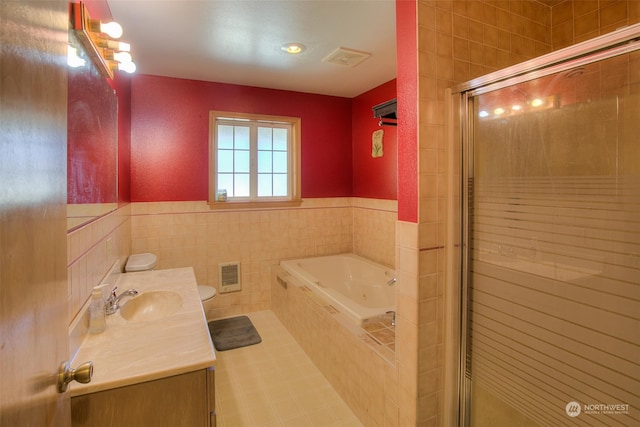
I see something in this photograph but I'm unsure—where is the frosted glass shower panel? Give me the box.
[466,51,640,427]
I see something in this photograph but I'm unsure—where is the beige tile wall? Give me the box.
[67,205,131,326]
[130,198,396,320]
[414,1,640,426]
[66,197,396,355]
[411,0,554,425]
[552,0,640,49]
[352,198,397,268]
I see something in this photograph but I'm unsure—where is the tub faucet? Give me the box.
[386,311,396,327]
[105,286,139,315]
[386,277,397,286]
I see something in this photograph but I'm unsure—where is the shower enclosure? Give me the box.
[447,24,639,426]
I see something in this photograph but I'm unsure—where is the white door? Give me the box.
[0,0,71,425]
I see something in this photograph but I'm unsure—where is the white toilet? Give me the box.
[198,285,217,320]
[125,252,217,318]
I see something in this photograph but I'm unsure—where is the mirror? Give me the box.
[67,31,118,231]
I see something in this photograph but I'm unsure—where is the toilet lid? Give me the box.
[125,253,157,272]
[198,285,217,301]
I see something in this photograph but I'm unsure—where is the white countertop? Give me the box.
[70,267,216,397]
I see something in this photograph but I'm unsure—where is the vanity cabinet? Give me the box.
[71,367,215,427]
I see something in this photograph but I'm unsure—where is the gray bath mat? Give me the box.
[208,315,262,351]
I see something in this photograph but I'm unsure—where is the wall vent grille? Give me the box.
[218,262,241,293]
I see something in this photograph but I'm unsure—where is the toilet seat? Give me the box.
[198,285,217,301]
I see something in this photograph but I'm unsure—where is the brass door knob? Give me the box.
[57,360,93,393]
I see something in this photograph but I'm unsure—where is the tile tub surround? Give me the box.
[272,266,398,426]
[69,267,216,396]
[362,315,396,353]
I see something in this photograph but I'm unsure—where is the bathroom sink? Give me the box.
[120,291,182,322]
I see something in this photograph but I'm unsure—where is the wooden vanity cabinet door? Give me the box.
[71,369,209,427]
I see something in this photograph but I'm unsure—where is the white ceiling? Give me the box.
[107,0,397,98]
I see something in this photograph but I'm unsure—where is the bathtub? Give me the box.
[279,253,396,326]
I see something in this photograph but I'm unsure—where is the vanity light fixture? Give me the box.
[281,43,306,54]
[70,2,136,78]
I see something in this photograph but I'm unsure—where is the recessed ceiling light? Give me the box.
[281,43,306,54]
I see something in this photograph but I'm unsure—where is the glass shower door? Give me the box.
[463,49,639,426]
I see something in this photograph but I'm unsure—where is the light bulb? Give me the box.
[117,61,136,73]
[99,21,123,39]
[116,41,130,52]
[113,51,132,63]
[531,98,544,107]
[67,45,86,68]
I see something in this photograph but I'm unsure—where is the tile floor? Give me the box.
[214,310,363,427]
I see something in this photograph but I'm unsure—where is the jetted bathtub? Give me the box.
[279,253,396,326]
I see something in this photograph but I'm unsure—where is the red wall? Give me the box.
[78,0,132,204]
[83,0,403,204]
[352,80,397,199]
[130,75,353,201]
[82,0,112,21]
[396,0,419,222]
[67,60,118,204]
[111,74,131,203]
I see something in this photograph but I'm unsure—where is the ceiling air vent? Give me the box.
[322,47,371,67]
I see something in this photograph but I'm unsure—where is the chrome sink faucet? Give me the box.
[105,286,139,315]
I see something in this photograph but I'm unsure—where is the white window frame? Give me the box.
[209,111,301,209]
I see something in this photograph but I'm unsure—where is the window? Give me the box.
[209,111,301,208]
